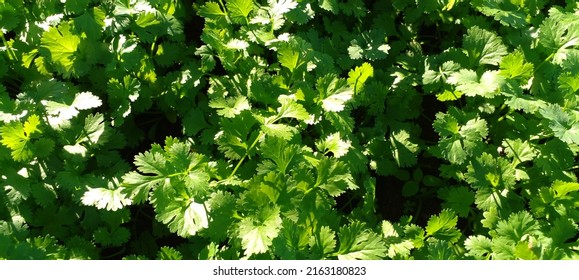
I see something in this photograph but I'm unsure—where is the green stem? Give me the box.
[534,53,555,73]
[227,131,264,179]
[150,36,158,55]
[0,32,17,61]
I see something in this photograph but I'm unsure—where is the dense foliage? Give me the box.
[1,0,579,260]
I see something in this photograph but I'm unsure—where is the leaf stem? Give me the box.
[0,32,17,61]
[227,131,264,179]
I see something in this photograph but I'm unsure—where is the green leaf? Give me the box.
[277,37,313,76]
[153,190,209,238]
[315,158,358,197]
[552,180,579,199]
[121,138,211,207]
[276,96,310,121]
[260,137,299,174]
[433,109,488,164]
[238,205,283,257]
[499,51,534,80]
[81,187,132,211]
[464,235,492,259]
[539,104,579,145]
[74,8,106,40]
[209,96,251,118]
[462,26,508,66]
[227,0,254,24]
[401,181,419,197]
[317,74,353,112]
[389,129,420,167]
[78,113,108,146]
[438,187,475,217]
[436,90,464,102]
[44,91,102,127]
[502,139,536,165]
[204,191,237,242]
[336,221,387,260]
[539,9,579,63]
[40,23,82,78]
[550,218,578,245]
[316,132,351,158]
[425,239,458,260]
[447,69,504,98]
[534,139,574,179]
[0,114,42,162]
[347,62,374,94]
[514,241,538,260]
[93,226,130,246]
[319,0,339,14]
[466,152,517,190]
[309,226,336,259]
[472,0,527,28]
[425,209,461,242]
[495,211,541,242]
[66,0,90,14]
[198,2,227,24]
[157,246,183,260]
[348,29,390,60]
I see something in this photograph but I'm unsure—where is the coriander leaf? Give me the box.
[463,26,508,66]
[317,74,353,112]
[277,37,313,77]
[315,158,357,197]
[552,181,579,199]
[209,96,251,118]
[261,122,297,140]
[436,90,464,101]
[550,218,578,246]
[81,187,132,211]
[499,51,534,80]
[260,137,299,174]
[336,221,387,260]
[438,187,475,218]
[348,29,390,61]
[389,129,419,168]
[93,226,130,247]
[153,189,209,238]
[39,22,82,78]
[275,96,310,121]
[238,205,283,257]
[502,139,536,165]
[272,219,309,259]
[0,114,42,162]
[309,226,336,259]
[44,91,102,127]
[465,153,516,190]
[78,113,108,146]
[534,139,574,179]
[495,211,541,242]
[539,104,579,145]
[121,138,211,207]
[539,9,579,63]
[472,0,527,28]
[227,0,254,24]
[198,2,227,25]
[157,246,183,260]
[432,110,488,164]
[347,62,374,94]
[316,132,351,158]
[319,0,339,13]
[203,191,236,242]
[464,235,492,259]
[425,209,461,242]
[447,69,504,98]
